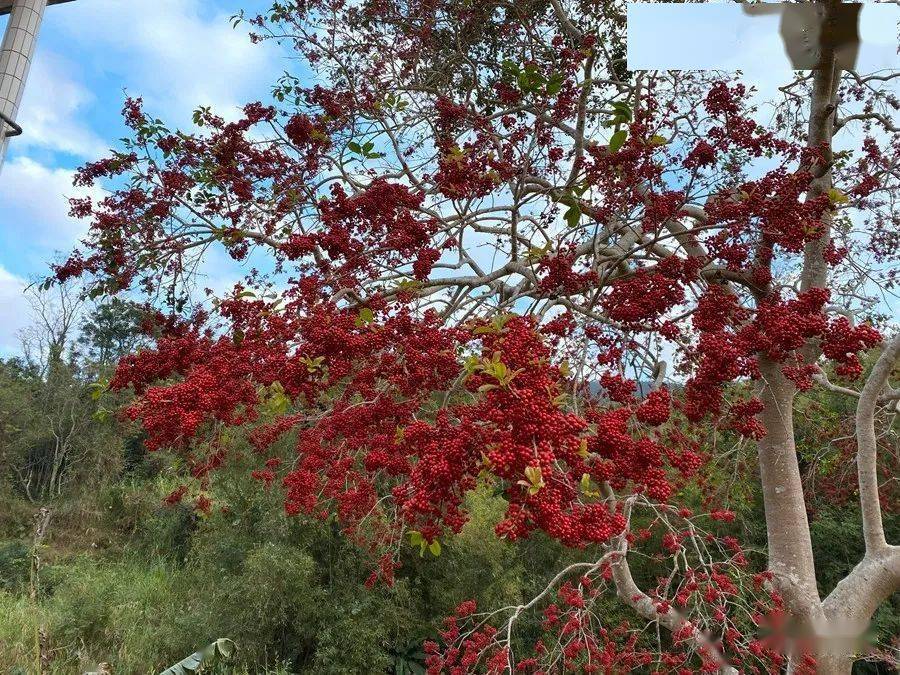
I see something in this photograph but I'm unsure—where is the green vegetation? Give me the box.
[0,296,896,673]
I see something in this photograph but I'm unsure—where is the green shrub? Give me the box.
[0,591,43,670]
[0,540,29,592]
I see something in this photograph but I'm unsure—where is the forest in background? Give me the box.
[0,283,896,674]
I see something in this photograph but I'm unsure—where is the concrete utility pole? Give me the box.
[0,0,75,172]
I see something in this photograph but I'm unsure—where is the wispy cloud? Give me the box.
[0,157,101,274]
[53,0,279,123]
[0,264,30,355]
[1,0,280,288]
[15,50,108,159]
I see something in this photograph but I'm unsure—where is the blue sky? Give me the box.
[0,1,896,353]
[0,0,284,352]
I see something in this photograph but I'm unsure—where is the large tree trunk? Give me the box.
[757,0,846,666]
[759,7,900,666]
[756,358,824,626]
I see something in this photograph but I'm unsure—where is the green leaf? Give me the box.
[356,307,375,326]
[556,192,577,207]
[517,72,531,92]
[501,59,520,76]
[428,540,441,557]
[526,243,552,261]
[362,141,375,154]
[572,182,589,197]
[301,355,325,373]
[157,639,235,675]
[268,391,290,415]
[827,188,850,205]
[611,101,632,122]
[347,141,362,154]
[546,73,564,96]
[577,438,591,459]
[524,465,544,494]
[564,204,582,228]
[649,134,668,146]
[580,473,600,498]
[609,130,627,153]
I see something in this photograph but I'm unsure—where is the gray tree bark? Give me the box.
[756,4,900,672]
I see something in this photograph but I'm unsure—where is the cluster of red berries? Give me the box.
[538,249,598,294]
[604,268,686,328]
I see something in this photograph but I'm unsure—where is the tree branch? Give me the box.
[820,335,900,635]
[602,485,738,674]
[855,334,900,552]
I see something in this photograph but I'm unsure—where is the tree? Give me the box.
[78,297,150,374]
[1,285,145,503]
[3,282,93,501]
[54,1,899,672]
[19,279,84,379]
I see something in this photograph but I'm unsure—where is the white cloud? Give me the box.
[0,157,101,266]
[56,0,279,123]
[15,51,108,159]
[0,265,30,355]
[0,0,282,281]
[4,0,280,159]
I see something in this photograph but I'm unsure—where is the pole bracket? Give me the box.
[0,110,22,137]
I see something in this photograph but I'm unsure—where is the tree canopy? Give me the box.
[50,1,899,673]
